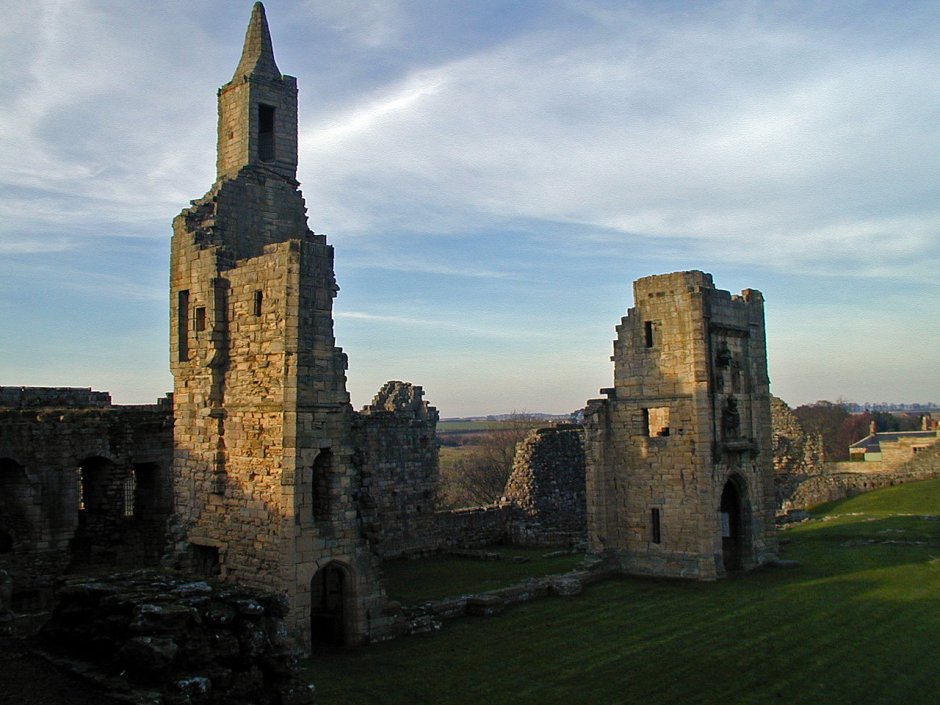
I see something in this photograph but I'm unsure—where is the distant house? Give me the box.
[849,419,939,467]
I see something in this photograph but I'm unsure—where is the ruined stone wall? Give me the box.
[504,426,586,546]
[771,396,825,507]
[785,442,940,510]
[0,386,111,408]
[355,382,440,559]
[42,571,312,705]
[0,390,172,631]
[585,271,777,580]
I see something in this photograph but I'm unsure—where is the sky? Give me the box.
[1,0,939,417]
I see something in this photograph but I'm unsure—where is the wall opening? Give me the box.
[194,306,207,332]
[189,543,221,577]
[644,320,655,347]
[253,290,263,317]
[643,407,670,437]
[258,104,275,162]
[0,458,33,553]
[123,470,136,518]
[312,449,333,522]
[720,476,749,572]
[310,562,352,647]
[651,507,661,544]
[178,290,190,361]
[133,463,160,516]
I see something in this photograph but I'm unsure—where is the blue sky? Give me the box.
[2,0,939,416]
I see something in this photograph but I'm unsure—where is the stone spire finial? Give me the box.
[233,2,281,81]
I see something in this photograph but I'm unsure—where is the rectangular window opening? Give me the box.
[194,306,207,332]
[643,407,670,437]
[258,104,275,162]
[123,471,136,518]
[651,508,662,544]
[178,290,190,361]
[644,320,655,347]
[253,290,263,317]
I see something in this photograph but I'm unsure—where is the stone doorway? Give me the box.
[719,476,747,572]
[310,562,351,646]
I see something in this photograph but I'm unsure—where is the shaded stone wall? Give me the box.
[585,271,777,579]
[504,426,586,545]
[0,389,172,632]
[355,382,440,558]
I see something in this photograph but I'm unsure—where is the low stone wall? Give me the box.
[41,570,313,705]
[400,562,615,635]
[784,443,940,510]
[376,505,513,558]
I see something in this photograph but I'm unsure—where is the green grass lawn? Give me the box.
[305,479,940,705]
[381,546,586,603]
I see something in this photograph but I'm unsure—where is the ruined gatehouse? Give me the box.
[584,271,778,578]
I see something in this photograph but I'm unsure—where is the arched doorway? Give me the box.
[719,476,747,572]
[310,562,352,647]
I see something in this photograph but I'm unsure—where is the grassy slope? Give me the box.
[306,479,940,705]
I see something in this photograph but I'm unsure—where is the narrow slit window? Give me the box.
[194,306,207,332]
[178,290,190,361]
[258,104,275,162]
[651,508,662,544]
[253,290,263,317]
[644,320,655,347]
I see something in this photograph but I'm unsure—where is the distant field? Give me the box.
[437,420,506,433]
[305,478,940,705]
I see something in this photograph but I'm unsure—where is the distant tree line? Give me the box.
[793,401,924,461]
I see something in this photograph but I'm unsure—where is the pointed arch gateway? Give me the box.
[719,474,751,572]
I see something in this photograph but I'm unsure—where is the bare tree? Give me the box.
[439,414,541,508]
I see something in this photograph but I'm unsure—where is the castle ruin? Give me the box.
[584,271,778,577]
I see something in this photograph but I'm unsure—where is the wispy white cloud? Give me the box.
[336,310,550,339]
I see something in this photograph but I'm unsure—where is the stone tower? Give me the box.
[169,2,386,647]
[584,271,777,578]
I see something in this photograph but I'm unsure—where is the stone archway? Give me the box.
[310,561,354,647]
[719,475,749,572]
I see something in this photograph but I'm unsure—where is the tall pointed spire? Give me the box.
[233,2,281,81]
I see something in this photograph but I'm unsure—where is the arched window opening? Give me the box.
[312,449,333,522]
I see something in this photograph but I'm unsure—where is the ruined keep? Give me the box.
[584,271,778,578]
[169,3,389,647]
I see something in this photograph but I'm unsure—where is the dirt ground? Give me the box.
[0,638,122,705]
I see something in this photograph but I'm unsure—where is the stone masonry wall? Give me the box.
[0,390,173,633]
[785,441,940,510]
[771,396,824,507]
[504,425,586,546]
[355,382,440,559]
